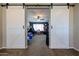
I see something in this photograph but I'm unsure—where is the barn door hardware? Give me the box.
[23,25,25,29]
[51,3,53,9]
[6,3,9,9]
[67,3,69,9]
[0,3,75,7]
[23,3,25,9]
[0,4,4,7]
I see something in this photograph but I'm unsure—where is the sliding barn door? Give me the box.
[50,6,69,48]
[6,6,25,48]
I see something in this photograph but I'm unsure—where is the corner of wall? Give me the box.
[0,6,3,48]
[73,4,79,51]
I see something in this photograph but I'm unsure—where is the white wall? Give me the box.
[73,4,79,51]
[69,6,74,48]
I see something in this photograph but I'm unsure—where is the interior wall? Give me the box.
[69,6,74,48]
[73,4,79,51]
[0,6,3,48]
[2,7,6,48]
[26,8,50,27]
[27,8,49,22]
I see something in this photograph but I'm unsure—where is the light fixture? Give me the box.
[33,15,41,19]
[33,14,44,20]
[37,16,40,19]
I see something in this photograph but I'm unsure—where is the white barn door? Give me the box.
[6,6,25,48]
[50,6,69,49]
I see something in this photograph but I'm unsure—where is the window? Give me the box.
[33,24,44,31]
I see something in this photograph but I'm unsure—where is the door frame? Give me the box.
[25,7,50,48]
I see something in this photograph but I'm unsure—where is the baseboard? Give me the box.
[1,47,28,50]
[1,46,28,49]
[4,47,27,49]
[73,47,79,51]
[2,46,79,51]
[49,45,71,49]
[2,47,6,49]
[0,48,3,49]
[69,47,79,51]
[49,47,70,49]
[0,47,7,49]
[49,46,75,50]
[69,47,74,49]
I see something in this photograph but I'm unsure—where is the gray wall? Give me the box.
[0,6,3,48]
[0,7,6,48]
[2,7,6,48]
[69,6,74,48]
[73,4,79,50]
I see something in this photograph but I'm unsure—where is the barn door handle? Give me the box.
[23,25,25,29]
[51,25,53,29]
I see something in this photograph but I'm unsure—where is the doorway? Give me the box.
[25,8,50,47]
